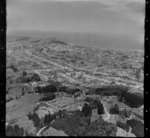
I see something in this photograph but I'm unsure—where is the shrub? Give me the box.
[65,87,81,95]
[84,117,117,136]
[51,112,90,136]
[116,120,126,130]
[94,85,143,108]
[15,76,27,83]
[51,111,117,136]
[119,109,131,118]
[27,112,43,129]
[93,99,104,114]
[22,71,27,76]
[42,85,57,93]
[127,119,144,137]
[121,91,143,108]
[32,73,41,81]
[58,86,67,92]
[109,104,119,114]
[10,64,18,72]
[44,113,55,126]
[38,93,56,102]
[82,103,92,117]
[6,124,25,136]
[95,85,129,97]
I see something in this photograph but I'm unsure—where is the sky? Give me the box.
[7,0,145,48]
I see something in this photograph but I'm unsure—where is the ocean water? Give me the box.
[7,31,144,50]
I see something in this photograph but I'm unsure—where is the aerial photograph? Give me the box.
[6,0,144,137]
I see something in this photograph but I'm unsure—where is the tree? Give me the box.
[109,104,119,114]
[92,99,104,114]
[6,124,26,136]
[82,103,92,117]
[127,119,144,137]
[32,112,41,128]
[119,109,131,118]
[22,71,27,76]
[84,117,117,136]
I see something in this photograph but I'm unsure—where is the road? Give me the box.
[36,119,55,136]
[36,126,47,136]
[102,102,110,121]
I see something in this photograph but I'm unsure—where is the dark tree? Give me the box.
[93,99,104,114]
[82,103,92,117]
[109,104,119,114]
[22,71,27,76]
[6,124,26,136]
[127,119,144,137]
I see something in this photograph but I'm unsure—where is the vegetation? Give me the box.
[82,103,92,117]
[119,109,131,118]
[84,97,104,115]
[15,73,41,83]
[35,84,57,93]
[27,112,43,129]
[44,113,56,126]
[93,99,104,114]
[51,111,117,136]
[116,120,126,130]
[84,117,117,136]
[121,91,143,108]
[94,85,143,108]
[95,85,128,97]
[127,119,144,137]
[6,124,32,136]
[38,93,56,102]
[109,104,119,114]
[9,64,18,72]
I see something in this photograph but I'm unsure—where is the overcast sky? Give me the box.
[7,0,145,45]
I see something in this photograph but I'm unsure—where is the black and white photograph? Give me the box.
[6,0,144,137]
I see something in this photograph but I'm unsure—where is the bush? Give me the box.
[121,91,143,108]
[84,117,117,136]
[119,109,131,118]
[93,99,104,114]
[15,76,27,83]
[85,98,104,114]
[116,120,126,130]
[27,112,43,129]
[95,85,129,97]
[51,111,117,136]
[109,104,119,114]
[66,87,81,95]
[22,71,27,76]
[127,119,144,137]
[42,85,57,93]
[6,124,25,136]
[35,85,57,93]
[44,113,56,126]
[38,93,56,102]
[51,112,90,136]
[58,86,67,92]
[32,73,41,81]
[95,85,143,108]
[82,103,92,117]
[9,64,18,72]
